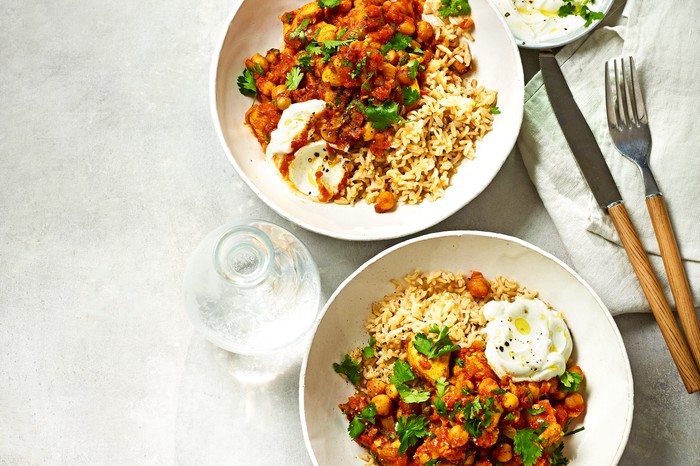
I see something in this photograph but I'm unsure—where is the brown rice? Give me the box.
[353,270,538,385]
[336,6,498,207]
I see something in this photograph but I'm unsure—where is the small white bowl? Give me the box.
[211,0,524,241]
[300,231,633,465]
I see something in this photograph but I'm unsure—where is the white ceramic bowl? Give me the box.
[300,231,633,465]
[211,0,524,240]
[493,0,614,50]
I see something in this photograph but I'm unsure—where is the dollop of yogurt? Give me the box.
[265,100,347,202]
[483,297,572,382]
[491,0,604,45]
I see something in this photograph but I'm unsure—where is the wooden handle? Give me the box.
[608,203,700,393]
[646,195,700,369]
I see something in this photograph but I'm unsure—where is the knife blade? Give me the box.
[539,50,622,209]
[538,49,700,393]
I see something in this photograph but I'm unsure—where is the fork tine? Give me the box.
[628,57,648,124]
[622,58,638,126]
[613,59,628,127]
[605,61,619,128]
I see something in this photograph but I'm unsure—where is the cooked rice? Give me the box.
[336,5,498,206]
[355,270,538,385]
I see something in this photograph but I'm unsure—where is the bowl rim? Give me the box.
[209,0,525,241]
[299,230,634,465]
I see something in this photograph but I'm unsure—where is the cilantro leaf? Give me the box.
[236,68,258,98]
[285,67,304,91]
[407,59,422,80]
[558,370,583,392]
[425,460,443,466]
[438,0,471,19]
[564,426,585,437]
[527,405,546,415]
[490,106,501,114]
[297,53,313,70]
[557,3,576,17]
[413,324,459,359]
[381,32,413,54]
[580,5,605,27]
[504,412,517,421]
[365,100,400,130]
[402,86,420,106]
[395,415,430,455]
[333,354,361,385]
[289,18,310,41]
[434,377,449,416]
[513,428,544,466]
[348,403,378,439]
[550,442,570,466]
[454,358,465,367]
[318,0,341,7]
[398,385,431,403]
[363,336,376,359]
[462,396,495,437]
[390,359,415,385]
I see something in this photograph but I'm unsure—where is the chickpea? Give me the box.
[371,394,393,416]
[336,0,352,13]
[478,378,499,397]
[502,392,519,411]
[271,84,287,100]
[366,379,387,398]
[381,62,396,80]
[323,89,337,104]
[501,425,517,439]
[385,383,399,399]
[463,379,475,391]
[265,48,280,65]
[259,80,275,97]
[248,53,269,73]
[396,66,413,86]
[415,20,434,43]
[385,49,399,65]
[447,425,469,447]
[467,271,490,298]
[374,191,395,214]
[397,19,415,36]
[492,443,513,463]
[275,96,292,111]
[527,382,541,400]
[363,121,377,141]
[564,392,585,417]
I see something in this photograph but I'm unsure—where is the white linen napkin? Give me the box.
[518,0,700,315]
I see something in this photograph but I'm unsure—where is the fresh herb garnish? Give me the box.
[558,1,605,27]
[406,59,422,80]
[513,428,544,466]
[390,360,430,403]
[527,405,546,415]
[558,370,583,392]
[365,100,400,130]
[454,358,465,367]
[564,426,585,437]
[413,324,459,359]
[381,32,413,54]
[402,86,420,106]
[297,53,313,70]
[395,414,430,455]
[285,67,304,90]
[236,68,257,97]
[438,0,471,19]
[434,377,449,416]
[362,336,376,359]
[491,388,506,395]
[550,441,570,465]
[425,460,443,466]
[333,354,361,385]
[490,106,501,114]
[336,26,348,39]
[289,18,311,41]
[462,396,495,437]
[504,412,517,421]
[318,0,341,7]
[348,402,377,439]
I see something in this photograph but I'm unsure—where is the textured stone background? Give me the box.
[1,0,698,464]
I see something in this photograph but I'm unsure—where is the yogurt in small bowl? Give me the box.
[491,0,613,49]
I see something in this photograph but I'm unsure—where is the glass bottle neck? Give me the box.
[213,225,275,287]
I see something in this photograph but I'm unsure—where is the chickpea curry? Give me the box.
[237,0,479,212]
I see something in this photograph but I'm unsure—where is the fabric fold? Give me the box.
[518,0,700,314]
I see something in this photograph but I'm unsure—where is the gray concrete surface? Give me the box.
[1,0,698,464]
